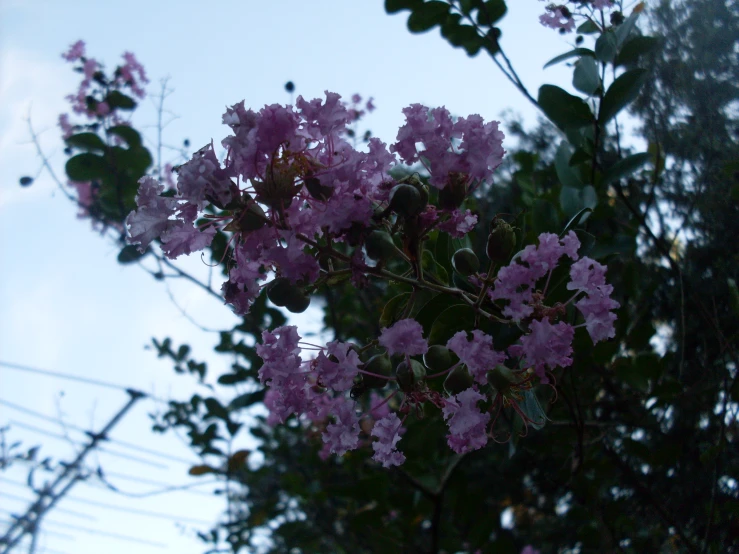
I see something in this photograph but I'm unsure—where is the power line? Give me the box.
[92,471,217,498]
[0,398,198,465]
[0,361,142,395]
[0,361,167,404]
[36,518,167,548]
[7,420,168,469]
[0,494,94,521]
[0,391,144,553]
[0,516,74,542]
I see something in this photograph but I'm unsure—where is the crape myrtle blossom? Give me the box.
[371,413,406,467]
[442,388,490,454]
[379,319,429,357]
[446,330,506,384]
[538,1,616,33]
[568,256,621,343]
[391,104,505,189]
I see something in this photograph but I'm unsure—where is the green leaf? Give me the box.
[476,0,506,26]
[601,152,650,185]
[442,24,484,56]
[385,0,423,13]
[117,245,147,264]
[615,36,659,66]
[422,250,449,284]
[573,56,601,95]
[407,1,449,33]
[555,141,584,189]
[577,19,600,34]
[204,397,230,421]
[543,48,595,69]
[104,90,137,110]
[560,185,597,220]
[229,389,266,411]
[538,85,593,131]
[107,125,142,148]
[415,295,464,337]
[380,292,412,328]
[598,69,648,124]
[66,132,106,152]
[428,305,475,345]
[594,30,618,63]
[65,153,108,181]
[561,207,593,235]
[615,10,641,47]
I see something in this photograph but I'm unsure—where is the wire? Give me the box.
[0,361,167,404]
[7,420,168,469]
[92,471,217,497]
[0,516,75,542]
[0,398,198,465]
[0,493,94,521]
[0,482,213,525]
[39,518,168,548]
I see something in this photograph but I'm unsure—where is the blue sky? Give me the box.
[0,1,575,552]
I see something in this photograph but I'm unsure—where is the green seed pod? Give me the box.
[388,184,423,218]
[252,165,301,209]
[267,278,309,312]
[486,219,517,263]
[362,354,393,388]
[396,359,427,390]
[423,345,458,372]
[365,230,397,261]
[487,365,517,395]
[452,248,481,277]
[444,364,474,395]
[284,289,310,313]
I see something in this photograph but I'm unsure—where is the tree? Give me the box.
[22,1,738,553]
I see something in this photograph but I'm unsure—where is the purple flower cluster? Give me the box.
[126,92,505,317]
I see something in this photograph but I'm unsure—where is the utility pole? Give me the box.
[0,389,144,553]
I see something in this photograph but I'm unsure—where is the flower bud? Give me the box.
[423,345,458,372]
[396,359,426,390]
[452,248,481,276]
[361,354,393,388]
[443,364,474,395]
[486,365,517,395]
[388,184,423,218]
[486,219,517,263]
[365,230,397,261]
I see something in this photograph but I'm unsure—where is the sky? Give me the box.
[0,1,576,552]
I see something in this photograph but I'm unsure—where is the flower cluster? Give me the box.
[126,92,505,317]
[246,228,617,465]
[538,1,616,33]
[123,92,619,467]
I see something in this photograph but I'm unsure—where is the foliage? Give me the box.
[28,1,739,552]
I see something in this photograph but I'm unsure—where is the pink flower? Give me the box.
[58,114,74,139]
[379,319,429,357]
[125,177,178,252]
[592,0,614,9]
[391,104,505,189]
[322,396,360,456]
[256,325,303,387]
[521,546,541,554]
[314,341,361,391]
[442,388,490,454]
[568,257,620,343]
[539,6,576,33]
[371,413,406,467]
[62,40,85,62]
[437,209,478,238]
[447,330,506,384]
[509,319,575,381]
